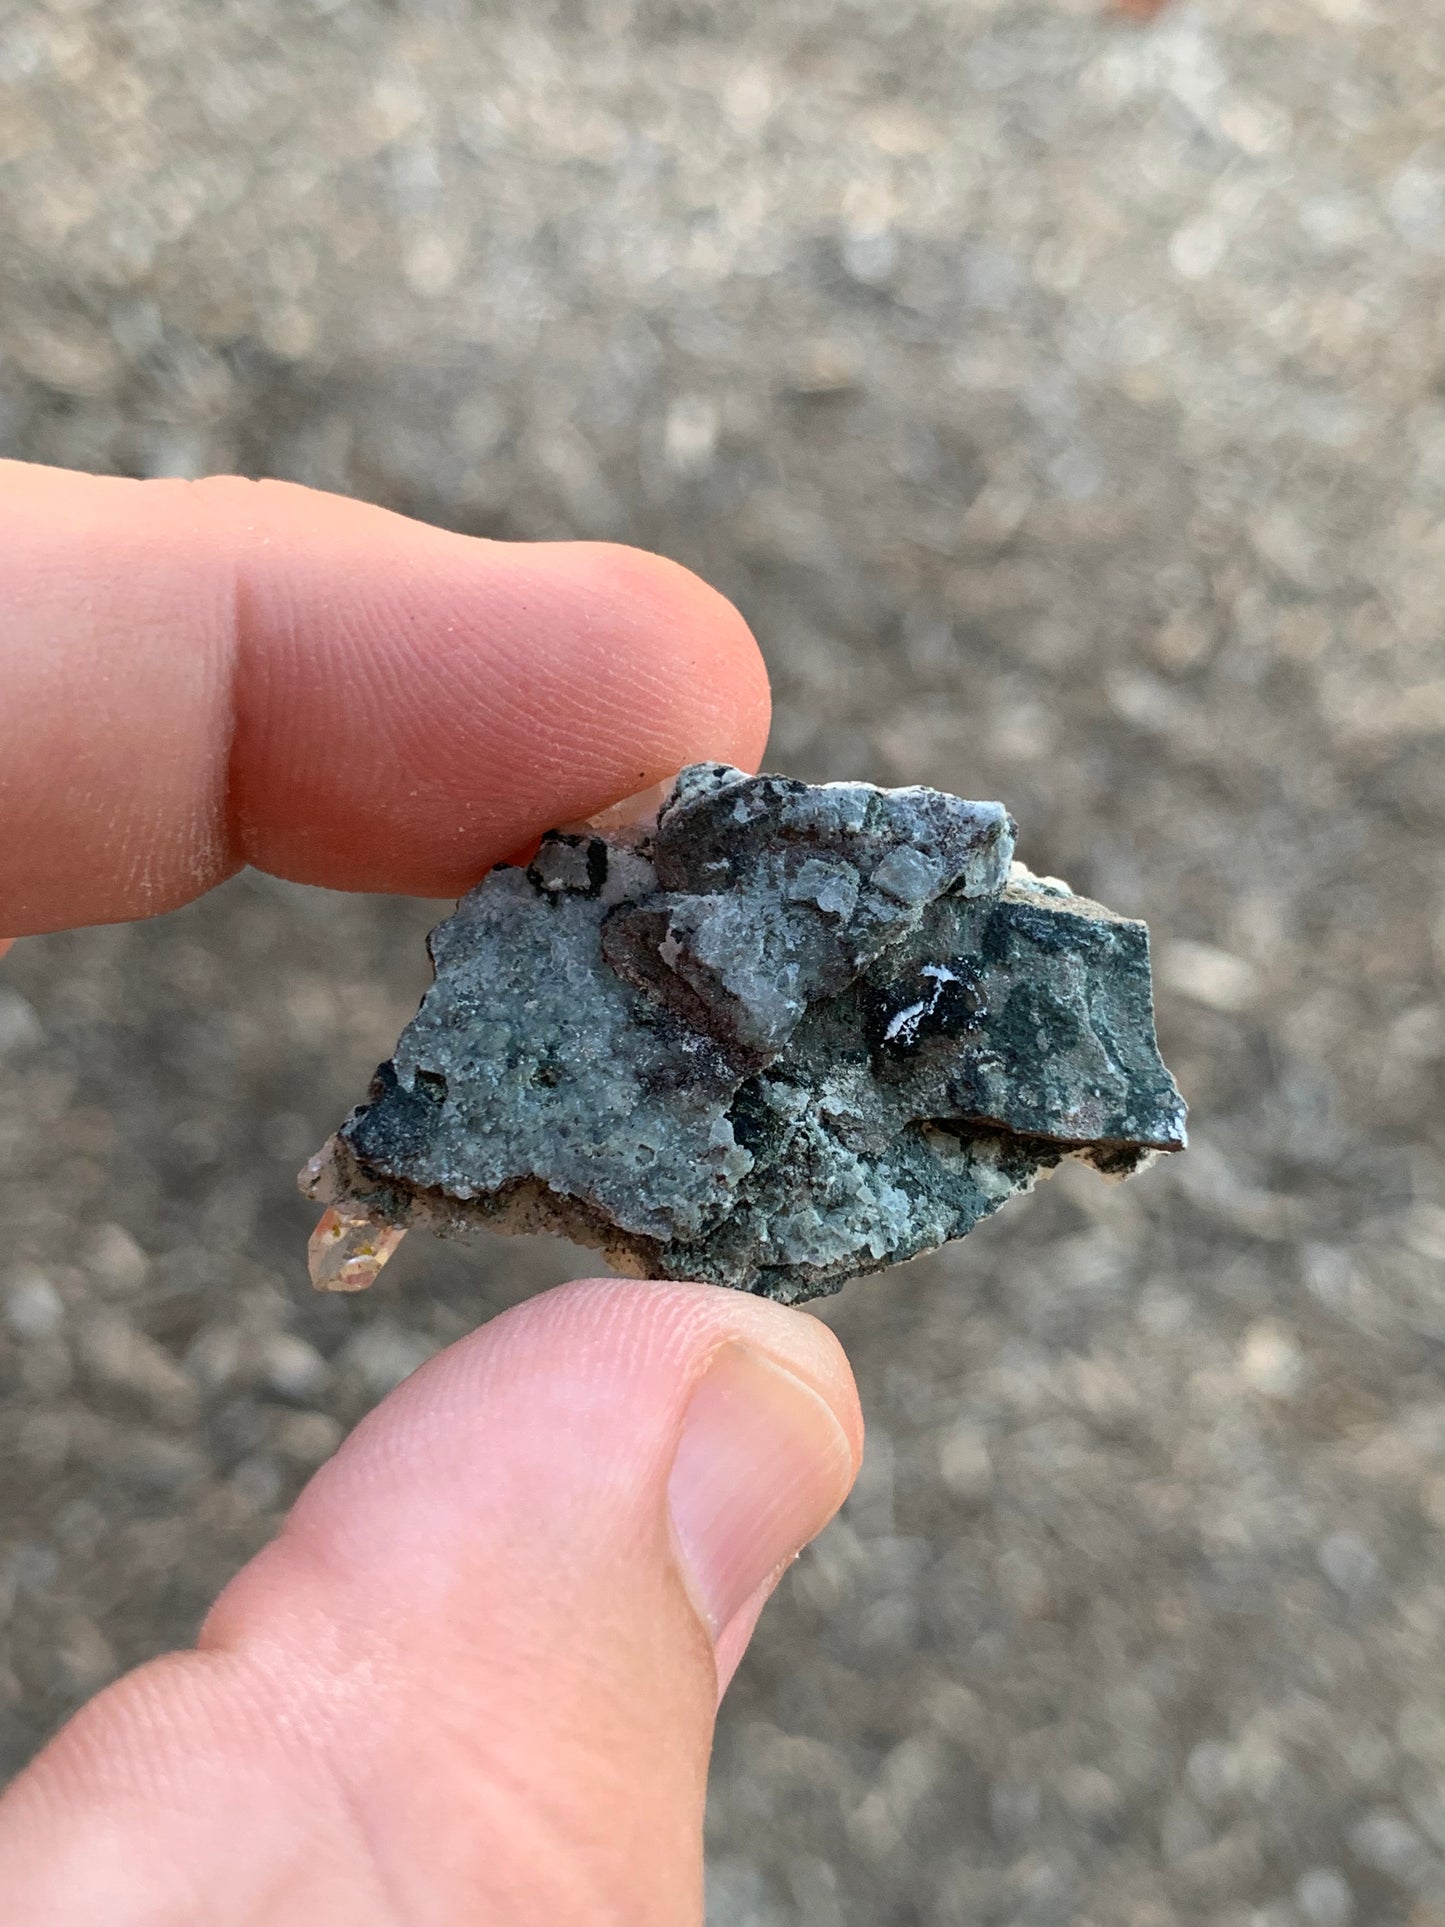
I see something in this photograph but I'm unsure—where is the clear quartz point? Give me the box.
[308,1204,406,1292]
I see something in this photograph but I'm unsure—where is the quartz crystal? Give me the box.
[303,764,1186,1303]
[307,1202,407,1292]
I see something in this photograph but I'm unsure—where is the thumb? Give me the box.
[0,1277,862,1927]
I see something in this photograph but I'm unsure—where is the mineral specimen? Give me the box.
[302,764,1186,1304]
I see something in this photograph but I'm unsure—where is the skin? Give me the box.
[0,463,864,1926]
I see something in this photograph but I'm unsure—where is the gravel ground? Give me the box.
[3,1,1445,1921]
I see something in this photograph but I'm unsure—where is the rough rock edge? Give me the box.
[303,1124,1106,1304]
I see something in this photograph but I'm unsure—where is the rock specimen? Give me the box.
[303,764,1186,1303]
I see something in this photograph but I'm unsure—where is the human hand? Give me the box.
[0,463,863,1925]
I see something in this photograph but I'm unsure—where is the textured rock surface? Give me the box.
[310,766,1184,1300]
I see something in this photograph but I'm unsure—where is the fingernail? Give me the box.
[667,1340,855,1639]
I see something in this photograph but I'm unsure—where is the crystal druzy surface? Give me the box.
[304,764,1186,1303]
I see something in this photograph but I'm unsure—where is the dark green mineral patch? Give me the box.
[303,763,1185,1303]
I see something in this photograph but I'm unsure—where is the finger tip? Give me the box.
[712,1573,781,1701]
[570,543,772,772]
[236,524,771,896]
[510,1275,864,1479]
[0,462,775,922]
[786,1326,864,1483]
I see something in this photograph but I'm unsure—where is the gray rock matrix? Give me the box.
[314,765,1184,1300]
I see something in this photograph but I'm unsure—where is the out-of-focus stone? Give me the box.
[257,1331,331,1402]
[74,1314,199,1424]
[3,1266,63,1342]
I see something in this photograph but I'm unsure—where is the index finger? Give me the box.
[0,463,770,936]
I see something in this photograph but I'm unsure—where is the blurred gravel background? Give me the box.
[3,0,1445,1920]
